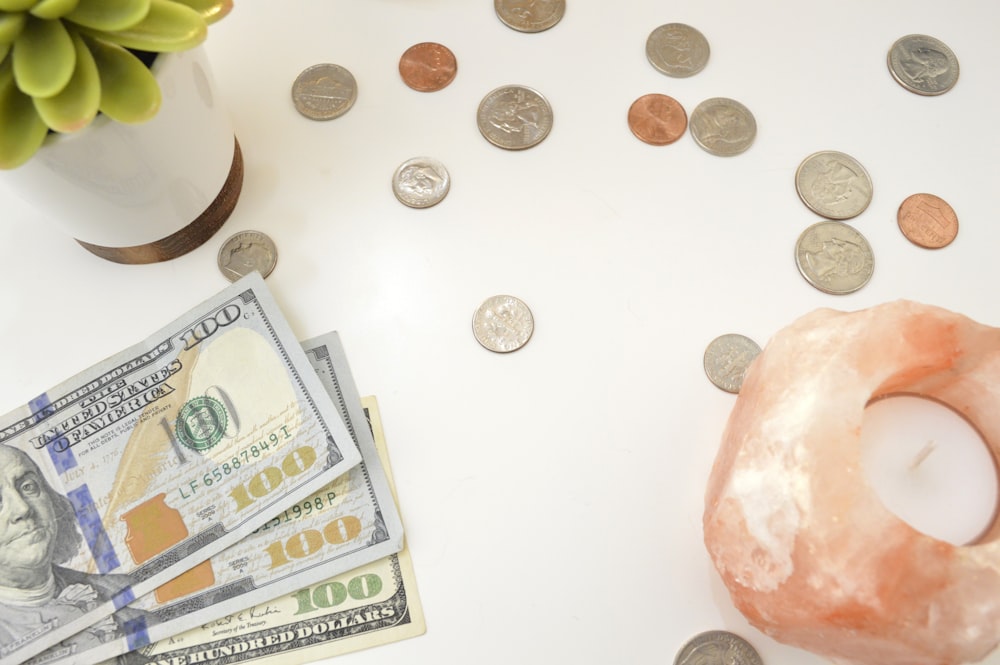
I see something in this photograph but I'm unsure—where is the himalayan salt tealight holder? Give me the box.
[704,300,1000,665]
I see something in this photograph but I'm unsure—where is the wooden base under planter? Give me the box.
[76,137,244,265]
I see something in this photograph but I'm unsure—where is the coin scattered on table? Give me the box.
[291,63,357,120]
[689,97,756,156]
[794,150,873,220]
[897,193,959,249]
[217,230,278,282]
[627,93,687,145]
[704,334,762,393]
[398,42,458,92]
[477,85,554,150]
[674,630,764,665]
[887,34,959,96]
[795,220,874,295]
[473,295,534,353]
[494,0,565,33]
[645,22,710,78]
[392,157,451,208]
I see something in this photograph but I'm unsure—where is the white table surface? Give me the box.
[3,2,1000,664]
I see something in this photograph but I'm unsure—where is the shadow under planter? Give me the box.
[1,46,242,265]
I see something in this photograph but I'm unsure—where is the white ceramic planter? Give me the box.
[0,46,242,264]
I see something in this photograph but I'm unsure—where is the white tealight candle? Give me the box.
[860,395,999,545]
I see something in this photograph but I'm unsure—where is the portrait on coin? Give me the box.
[694,106,743,147]
[505,0,559,20]
[0,445,152,655]
[678,639,742,665]
[809,160,867,206]
[652,26,698,67]
[220,239,270,278]
[803,237,867,283]
[490,95,541,135]
[398,163,445,199]
[899,45,950,90]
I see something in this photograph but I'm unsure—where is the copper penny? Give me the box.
[897,193,958,248]
[398,42,458,92]
[627,94,687,145]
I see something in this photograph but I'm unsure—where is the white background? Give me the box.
[2,2,1000,664]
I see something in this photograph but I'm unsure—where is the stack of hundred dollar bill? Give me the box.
[0,273,424,665]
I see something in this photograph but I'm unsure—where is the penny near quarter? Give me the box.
[218,230,278,282]
[291,63,357,120]
[897,193,958,248]
[473,295,534,353]
[399,42,458,92]
[628,94,687,145]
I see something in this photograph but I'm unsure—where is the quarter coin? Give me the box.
[627,94,687,146]
[794,150,873,220]
[795,220,874,295]
[689,97,756,156]
[645,23,710,78]
[477,85,554,150]
[291,63,357,120]
[674,630,763,665]
[703,334,762,394]
[897,193,958,249]
[494,0,565,33]
[399,42,458,92]
[473,295,534,353]
[392,157,451,208]
[217,230,278,282]
[887,34,959,96]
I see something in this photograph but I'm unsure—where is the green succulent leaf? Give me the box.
[171,0,232,25]
[12,16,75,98]
[0,12,28,46]
[82,0,206,52]
[86,35,160,123]
[33,30,98,132]
[64,0,150,31]
[0,43,8,64]
[0,0,37,12]
[30,0,80,20]
[0,62,49,169]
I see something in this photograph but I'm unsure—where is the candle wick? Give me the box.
[909,440,937,470]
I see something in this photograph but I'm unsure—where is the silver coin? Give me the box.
[794,150,873,220]
[392,157,451,208]
[674,630,764,665]
[291,63,357,120]
[887,34,959,96]
[472,295,534,353]
[795,220,874,295]
[494,0,565,33]
[217,230,278,282]
[689,97,756,156]
[703,334,762,393]
[645,23,710,78]
[477,85,553,150]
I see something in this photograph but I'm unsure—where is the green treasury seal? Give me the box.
[176,396,228,452]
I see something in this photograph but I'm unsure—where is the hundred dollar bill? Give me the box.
[39,332,405,664]
[118,395,425,665]
[0,274,362,665]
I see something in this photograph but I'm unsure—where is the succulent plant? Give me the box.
[0,0,232,169]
